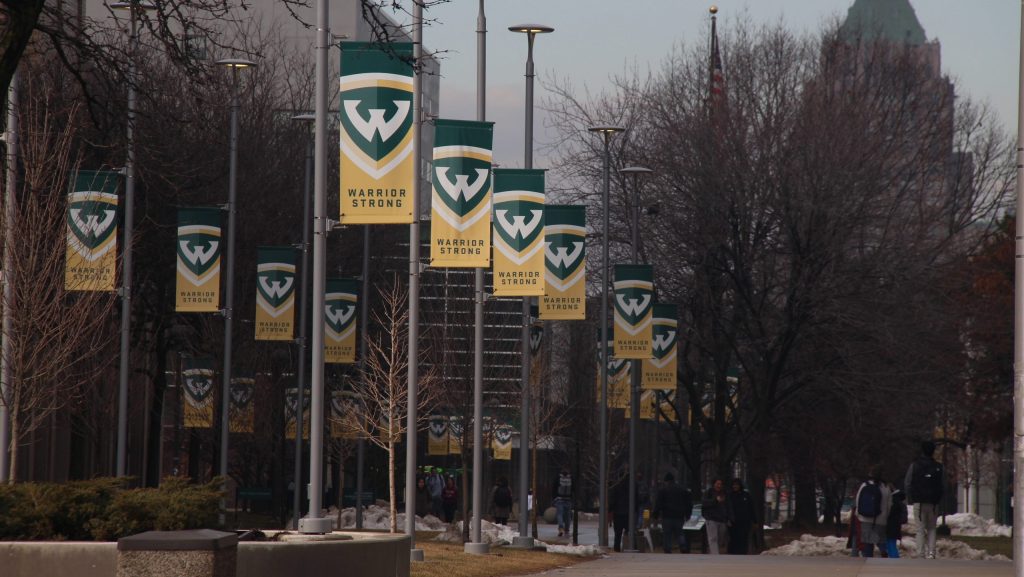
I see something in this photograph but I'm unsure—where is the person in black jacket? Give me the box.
[610,475,637,552]
[702,478,732,554]
[653,472,693,553]
[727,478,756,554]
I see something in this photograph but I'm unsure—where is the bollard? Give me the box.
[117,529,238,577]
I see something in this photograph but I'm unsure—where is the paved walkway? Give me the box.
[522,553,1013,577]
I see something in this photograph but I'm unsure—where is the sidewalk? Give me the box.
[520,553,1013,577]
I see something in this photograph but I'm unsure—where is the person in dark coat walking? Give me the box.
[610,475,636,552]
[727,478,756,554]
[702,478,732,554]
[652,472,693,553]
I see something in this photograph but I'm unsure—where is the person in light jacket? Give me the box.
[854,469,892,558]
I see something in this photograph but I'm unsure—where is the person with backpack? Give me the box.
[553,468,573,537]
[904,440,944,559]
[491,476,513,526]
[854,469,891,557]
[886,488,909,558]
[702,478,733,554]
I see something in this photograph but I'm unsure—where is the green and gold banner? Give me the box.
[540,206,586,320]
[330,390,362,439]
[430,119,494,267]
[658,390,680,423]
[229,375,255,433]
[639,390,656,420]
[255,247,296,341]
[428,415,449,456]
[325,278,358,364]
[182,357,215,429]
[642,304,678,390]
[285,387,310,440]
[65,170,119,292]
[492,423,513,461]
[339,42,415,224]
[176,208,222,312]
[448,415,464,455]
[596,330,630,409]
[492,169,545,296]
[613,264,654,359]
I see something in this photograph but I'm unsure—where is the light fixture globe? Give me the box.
[508,23,554,34]
[215,58,257,69]
[619,166,653,176]
[588,125,626,135]
[110,1,157,11]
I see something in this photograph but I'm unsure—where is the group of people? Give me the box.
[648,474,757,555]
[414,467,460,523]
[851,441,945,559]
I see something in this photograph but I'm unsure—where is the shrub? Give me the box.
[0,477,223,541]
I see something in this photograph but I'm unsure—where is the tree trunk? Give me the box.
[388,439,397,533]
[8,410,19,482]
[792,471,819,529]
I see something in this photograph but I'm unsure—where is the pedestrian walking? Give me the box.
[552,468,573,537]
[442,476,458,523]
[610,475,634,552]
[652,472,693,553]
[425,467,444,518]
[491,476,513,526]
[727,478,756,554]
[702,478,732,554]
[854,469,892,558]
[904,441,944,559]
[415,476,431,518]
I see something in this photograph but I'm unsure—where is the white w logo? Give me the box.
[496,209,543,240]
[179,240,220,267]
[70,209,116,238]
[616,294,651,317]
[326,303,355,327]
[653,330,676,352]
[259,277,294,300]
[344,100,410,142]
[436,167,489,203]
[546,242,584,268]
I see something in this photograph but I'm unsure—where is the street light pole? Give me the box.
[620,166,652,552]
[465,0,489,555]
[111,0,155,479]
[215,57,255,521]
[510,23,553,549]
[1012,1,1024,572]
[291,113,315,530]
[588,124,624,548]
[0,70,17,483]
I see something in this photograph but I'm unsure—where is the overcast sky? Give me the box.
[393,0,1019,169]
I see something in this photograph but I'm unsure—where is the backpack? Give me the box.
[857,482,883,518]
[494,486,512,508]
[557,474,572,497]
[911,460,944,504]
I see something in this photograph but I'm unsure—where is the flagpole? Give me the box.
[465,0,489,555]
[1012,1,1024,572]
[0,70,17,482]
[405,0,424,560]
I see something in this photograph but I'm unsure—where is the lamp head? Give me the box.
[508,24,554,35]
[619,166,653,176]
[291,113,316,122]
[215,58,257,69]
[588,125,626,135]
[110,1,157,11]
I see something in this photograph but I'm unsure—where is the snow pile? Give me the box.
[905,510,1011,538]
[434,521,603,557]
[762,534,1009,561]
[329,504,449,531]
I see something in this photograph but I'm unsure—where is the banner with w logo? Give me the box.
[430,119,494,268]
[176,208,222,312]
[182,357,216,428]
[491,423,513,461]
[65,170,120,292]
[613,264,654,359]
[448,415,464,455]
[540,205,586,320]
[330,389,363,439]
[324,278,358,363]
[428,415,449,456]
[229,375,255,433]
[642,304,678,390]
[339,42,415,224]
[595,330,630,409]
[255,247,297,341]
[492,169,545,296]
[285,387,310,440]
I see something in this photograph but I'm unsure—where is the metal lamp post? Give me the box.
[619,165,652,551]
[0,71,16,482]
[111,0,156,479]
[214,57,255,522]
[509,22,553,549]
[465,0,490,555]
[1012,1,1024,572]
[588,124,624,548]
[291,113,315,529]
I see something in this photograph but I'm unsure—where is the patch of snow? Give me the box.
[904,509,1011,538]
[327,504,449,532]
[433,521,602,556]
[762,533,1009,561]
